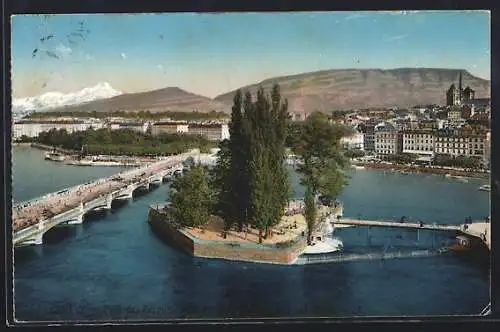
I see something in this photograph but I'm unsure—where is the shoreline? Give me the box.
[23,143,164,167]
[353,161,490,179]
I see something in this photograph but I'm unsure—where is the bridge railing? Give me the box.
[14,152,194,212]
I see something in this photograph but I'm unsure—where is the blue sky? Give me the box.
[11,11,490,98]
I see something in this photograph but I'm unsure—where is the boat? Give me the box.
[44,152,66,162]
[445,174,469,183]
[448,235,481,252]
[303,236,344,254]
[479,184,491,192]
[353,165,365,170]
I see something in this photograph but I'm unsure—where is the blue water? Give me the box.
[12,147,491,321]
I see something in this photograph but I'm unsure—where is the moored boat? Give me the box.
[478,184,491,192]
[448,235,481,252]
[44,152,66,162]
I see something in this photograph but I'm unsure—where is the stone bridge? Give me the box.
[13,149,214,247]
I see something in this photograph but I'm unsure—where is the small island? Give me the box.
[149,84,350,264]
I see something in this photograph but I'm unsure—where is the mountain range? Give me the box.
[12,68,491,117]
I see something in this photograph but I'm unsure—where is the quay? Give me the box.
[13,149,217,247]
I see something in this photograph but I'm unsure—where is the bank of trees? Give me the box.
[433,154,482,169]
[210,85,291,243]
[35,127,216,156]
[169,165,215,227]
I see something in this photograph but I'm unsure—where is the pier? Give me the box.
[331,218,491,251]
[331,218,461,232]
[13,149,216,247]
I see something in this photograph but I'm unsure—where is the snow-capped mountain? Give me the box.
[12,82,122,116]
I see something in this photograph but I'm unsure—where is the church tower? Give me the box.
[458,71,463,103]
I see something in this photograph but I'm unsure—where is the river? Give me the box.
[11,146,490,321]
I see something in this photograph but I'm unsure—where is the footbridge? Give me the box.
[331,218,490,251]
[13,149,212,247]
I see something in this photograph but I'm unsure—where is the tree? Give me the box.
[169,165,214,227]
[304,184,317,245]
[292,111,350,211]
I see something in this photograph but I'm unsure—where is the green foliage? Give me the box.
[210,84,291,242]
[343,149,366,159]
[303,184,317,244]
[15,135,37,143]
[169,165,215,227]
[27,110,229,121]
[292,111,350,205]
[433,154,482,169]
[34,127,216,156]
[384,153,418,164]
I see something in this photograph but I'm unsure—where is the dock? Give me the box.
[332,218,461,232]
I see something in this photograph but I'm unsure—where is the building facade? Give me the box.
[12,120,102,139]
[434,128,486,159]
[150,122,189,135]
[374,123,402,155]
[402,129,435,156]
[187,123,229,141]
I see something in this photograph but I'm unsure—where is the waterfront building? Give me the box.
[402,129,435,156]
[434,127,487,159]
[12,119,102,139]
[187,123,229,141]
[374,122,402,156]
[150,121,189,135]
[107,120,149,133]
[359,120,380,153]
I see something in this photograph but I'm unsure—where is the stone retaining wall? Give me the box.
[148,205,307,264]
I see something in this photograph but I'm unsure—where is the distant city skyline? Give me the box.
[11,11,490,99]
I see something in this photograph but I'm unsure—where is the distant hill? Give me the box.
[38,68,490,116]
[214,68,490,113]
[48,86,231,113]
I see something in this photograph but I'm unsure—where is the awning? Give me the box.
[416,156,432,162]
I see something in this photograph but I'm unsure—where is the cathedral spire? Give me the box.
[459,71,462,93]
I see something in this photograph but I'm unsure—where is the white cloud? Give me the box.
[157,64,163,70]
[121,52,127,60]
[55,43,72,57]
[385,34,408,42]
[85,53,95,60]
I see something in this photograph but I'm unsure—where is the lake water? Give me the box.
[11,147,491,321]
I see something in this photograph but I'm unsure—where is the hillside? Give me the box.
[50,87,231,113]
[214,68,490,112]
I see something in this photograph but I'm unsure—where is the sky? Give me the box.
[11,11,490,99]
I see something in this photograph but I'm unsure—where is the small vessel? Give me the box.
[479,184,491,192]
[303,236,344,254]
[44,152,66,162]
[445,174,469,183]
[353,165,365,170]
[448,235,481,252]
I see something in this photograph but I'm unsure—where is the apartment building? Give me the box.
[374,123,402,155]
[150,121,189,135]
[359,120,379,152]
[434,128,487,158]
[402,129,435,156]
[188,123,230,141]
[107,120,150,133]
[12,119,103,139]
